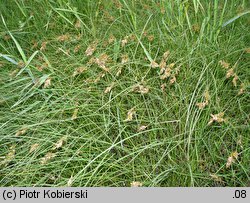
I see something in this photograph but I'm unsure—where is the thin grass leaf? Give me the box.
[222,11,250,27]
[1,15,27,62]
[16,50,39,80]
[0,54,18,65]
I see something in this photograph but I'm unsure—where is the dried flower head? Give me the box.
[116,67,122,77]
[208,112,225,125]
[15,127,27,136]
[204,89,210,102]
[160,7,165,14]
[74,45,81,53]
[113,0,122,9]
[232,75,238,87]
[121,54,129,64]
[104,11,114,22]
[95,53,110,72]
[31,40,38,49]
[196,102,207,109]
[196,89,210,109]
[121,36,129,47]
[237,136,243,149]
[226,151,238,168]
[219,60,230,69]
[238,83,245,95]
[104,82,115,94]
[53,136,67,150]
[150,61,159,68]
[73,67,87,77]
[161,83,166,92]
[169,76,176,84]
[130,181,142,187]
[85,41,98,56]
[168,63,175,69]
[137,125,148,132]
[76,34,82,40]
[17,60,25,68]
[75,19,81,28]
[9,69,19,77]
[3,34,11,41]
[87,57,96,65]
[29,143,39,153]
[160,68,171,80]
[43,77,51,88]
[93,72,106,83]
[192,24,200,33]
[132,84,149,94]
[1,145,16,166]
[41,152,56,165]
[160,62,175,77]
[226,68,234,78]
[159,59,166,69]
[163,51,170,60]
[245,48,250,54]
[71,108,79,120]
[124,108,136,122]
[40,41,47,51]
[108,35,116,44]
[143,31,148,37]
[37,62,48,72]
[57,34,70,42]
[129,34,136,41]
[210,174,223,183]
[147,35,154,42]
[67,176,74,186]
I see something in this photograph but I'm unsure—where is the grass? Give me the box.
[0,0,249,187]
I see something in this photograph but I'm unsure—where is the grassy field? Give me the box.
[0,0,249,187]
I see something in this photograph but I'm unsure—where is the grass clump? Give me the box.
[0,0,249,187]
